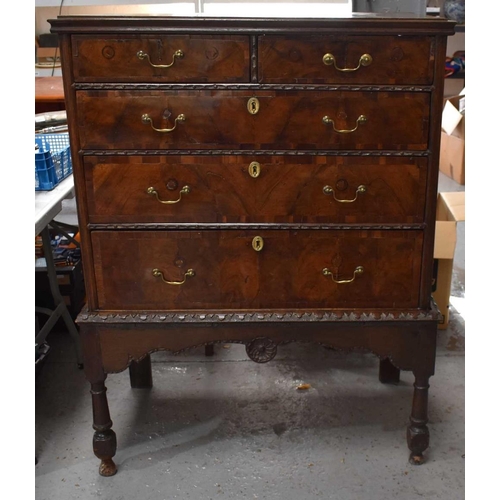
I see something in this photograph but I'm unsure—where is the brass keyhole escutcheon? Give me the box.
[247,97,260,115]
[248,161,261,178]
[252,236,264,252]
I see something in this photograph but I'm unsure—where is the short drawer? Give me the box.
[259,35,434,84]
[76,90,430,150]
[71,35,250,82]
[91,230,423,310]
[85,155,427,224]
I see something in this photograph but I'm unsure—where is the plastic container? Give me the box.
[35,133,72,191]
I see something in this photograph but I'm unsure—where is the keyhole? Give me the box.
[252,236,264,252]
[248,161,261,178]
[247,97,260,115]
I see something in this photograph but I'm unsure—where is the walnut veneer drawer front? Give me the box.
[77,90,430,150]
[91,230,423,310]
[85,155,427,224]
[259,36,434,84]
[72,35,250,82]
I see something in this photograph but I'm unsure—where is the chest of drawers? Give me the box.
[50,15,454,477]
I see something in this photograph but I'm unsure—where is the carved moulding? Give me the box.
[78,306,440,324]
[74,83,433,93]
[88,223,424,231]
[83,149,430,157]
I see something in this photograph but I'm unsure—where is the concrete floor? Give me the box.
[35,173,465,500]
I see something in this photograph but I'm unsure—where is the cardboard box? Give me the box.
[432,191,465,329]
[439,93,465,185]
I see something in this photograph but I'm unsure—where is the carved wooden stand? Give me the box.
[79,308,438,476]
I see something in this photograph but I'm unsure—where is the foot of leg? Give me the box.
[99,458,117,477]
[205,344,214,357]
[94,430,118,476]
[379,358,400,384]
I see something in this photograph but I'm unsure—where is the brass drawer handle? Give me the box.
[137,49,184,68]
[322,53,372,72]
[142,113,185,133]
[152,268,195,285]
[323,184,367,203]
[147,185,190,204]
[322,266,364,284]
[323,115,367,134]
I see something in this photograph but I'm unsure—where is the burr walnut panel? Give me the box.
[84,155,428,224]
[71,35,250,82]
[91,229,424,311]
[76,90,430,151]
[258,35,434,84]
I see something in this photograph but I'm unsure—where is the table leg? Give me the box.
[35,226,83,367]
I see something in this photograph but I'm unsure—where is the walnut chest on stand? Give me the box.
[49,14,455,476]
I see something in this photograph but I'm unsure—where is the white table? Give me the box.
[35,175,75,237]
[35,175,83,367]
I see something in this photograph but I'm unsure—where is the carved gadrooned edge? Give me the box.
[88,223,425,230]
[73,83,434,92]
[78,307,440,324]
[82,149,430,157]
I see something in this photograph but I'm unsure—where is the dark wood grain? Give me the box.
[77,90,430,151]
[91,229,423,310]
[84,154,428,224]
[259,35,434,85]
[72,35,250,83]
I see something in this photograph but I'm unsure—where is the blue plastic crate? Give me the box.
[35,133,72,191]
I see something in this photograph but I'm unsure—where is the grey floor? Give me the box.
[35,172,465,500]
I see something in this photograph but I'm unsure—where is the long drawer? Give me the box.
[84,155,427,224]
[76,90,430,150]
[258,35,435,84]
[91,230,423,310]
[71,35,250,82]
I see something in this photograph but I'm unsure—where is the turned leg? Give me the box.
[379,358,400,384]
[129,355,153,388]
[82,325,118,476]
[91,380,117,476]
[205,344,215,357]
[407,374,431,465]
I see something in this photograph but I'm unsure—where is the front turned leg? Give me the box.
[91,380,117,476]
[407,374,431,465]
[379,358,400,384]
